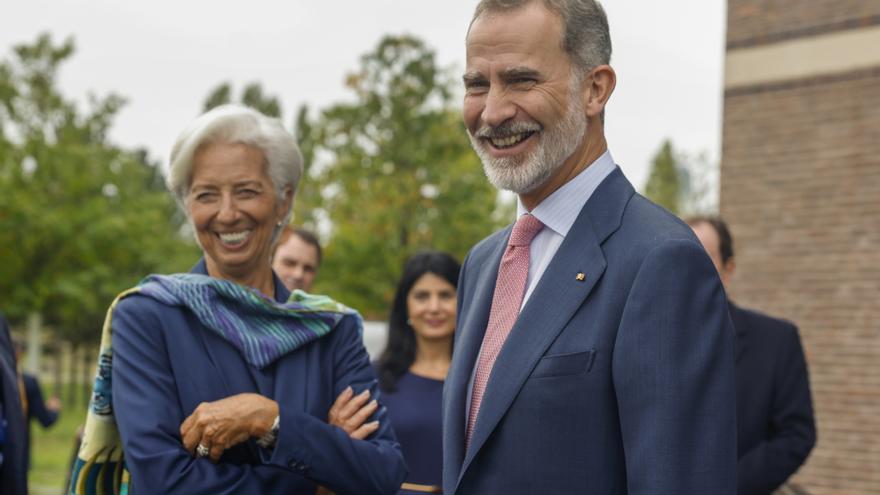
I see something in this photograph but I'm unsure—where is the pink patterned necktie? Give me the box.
[466,213,544,450]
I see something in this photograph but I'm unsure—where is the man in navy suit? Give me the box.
[0,313,27,495]
[688,216,816,495]
[442,1,738,493]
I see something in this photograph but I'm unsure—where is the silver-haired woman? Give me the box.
[86,105,405,494]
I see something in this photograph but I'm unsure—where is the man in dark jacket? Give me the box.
[689,216,816,495]
[0,312,28,495]
[14,339,61,470]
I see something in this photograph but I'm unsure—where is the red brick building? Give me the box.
[722,2,880,493]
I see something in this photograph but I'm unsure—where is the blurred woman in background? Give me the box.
[376,251,460,494]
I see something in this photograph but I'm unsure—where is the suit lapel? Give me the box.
[456,168,633,488]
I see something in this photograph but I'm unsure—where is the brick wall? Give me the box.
[727,0,880,47]
[723,3,880,493]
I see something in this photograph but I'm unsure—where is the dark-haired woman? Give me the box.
[376,251,460,494]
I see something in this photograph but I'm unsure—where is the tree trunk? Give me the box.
[67,342,77,406]
[26,311,42,374]
[53,340,63,398]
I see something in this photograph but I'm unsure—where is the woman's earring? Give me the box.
[406,318,413,326]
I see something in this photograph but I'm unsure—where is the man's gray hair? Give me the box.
[166,104,303,234]
[471,0,612,74]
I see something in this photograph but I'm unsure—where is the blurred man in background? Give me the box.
[271,226,322,292]
[13,339,61,471]
[688,216,816,495]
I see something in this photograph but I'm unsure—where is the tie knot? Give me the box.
[509,214,544,247]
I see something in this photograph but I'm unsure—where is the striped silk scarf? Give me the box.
[68,273,360,495]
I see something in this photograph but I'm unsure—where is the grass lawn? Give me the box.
[28,384,89,495]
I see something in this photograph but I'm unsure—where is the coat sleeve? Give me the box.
[260,314,408,495]
[613,239,738,494]
[737,325,816,493]
[24,375,59,428]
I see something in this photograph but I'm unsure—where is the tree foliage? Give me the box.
[644,139,682,214]
[202,81,282,118]
[0,34,199,344]
[297,35,505,317]
[643,139,718,217]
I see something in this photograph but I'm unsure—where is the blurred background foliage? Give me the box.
[0,33,199,344]
[1,33,509,339]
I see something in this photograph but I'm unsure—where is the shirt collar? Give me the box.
[516,150,616,237]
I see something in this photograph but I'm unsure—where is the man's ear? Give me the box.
[721,258,736,287]
[583,64,616,119]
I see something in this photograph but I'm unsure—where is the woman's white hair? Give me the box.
[166,104,303,238]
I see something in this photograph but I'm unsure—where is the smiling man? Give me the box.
[271,226,322,292]
[442,1,738,493]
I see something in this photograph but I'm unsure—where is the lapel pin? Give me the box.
[576,272,586,282]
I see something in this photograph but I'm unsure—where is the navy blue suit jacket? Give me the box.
[0,313,27,495]
[730,303,815,494]
[112,261,407,494]
[443,168,738,494]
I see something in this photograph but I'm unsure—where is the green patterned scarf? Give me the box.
[68,274,360,495]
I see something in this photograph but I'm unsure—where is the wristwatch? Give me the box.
[257,415,280,449]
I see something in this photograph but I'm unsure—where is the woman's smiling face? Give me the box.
[187,142,289,282]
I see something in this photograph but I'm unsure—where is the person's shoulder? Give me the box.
[22,373,39,390]
[622,193,699,245]
[113,290,175,318]
[607,194,708,270]
[462,224,512,270]
[731,304,799,339]
[111,290,183,339]
[472,225,512,255]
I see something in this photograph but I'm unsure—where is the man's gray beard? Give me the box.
[468,91,588,194]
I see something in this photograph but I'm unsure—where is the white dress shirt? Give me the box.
[517,150,616,308]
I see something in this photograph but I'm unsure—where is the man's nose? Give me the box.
[481,87,516,128]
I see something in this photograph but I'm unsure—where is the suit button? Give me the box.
[289,460,309,473]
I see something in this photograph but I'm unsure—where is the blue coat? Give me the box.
[443,168,738,494]
[112,261,407,494]
[730,303,816,494]
[0,312,27,495]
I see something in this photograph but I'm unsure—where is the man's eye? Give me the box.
[511,78,536,86]
[465,82,489,93]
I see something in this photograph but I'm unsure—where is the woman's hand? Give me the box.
[315,387,381,495]
[327,386,380,439]
[180,393,278,462]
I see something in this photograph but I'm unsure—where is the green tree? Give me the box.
[644,139,682,214]
[302,35,504,317]
[202,81,282,118]
[0,33,199,345]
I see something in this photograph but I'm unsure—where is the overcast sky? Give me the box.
[1,0,726,192]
